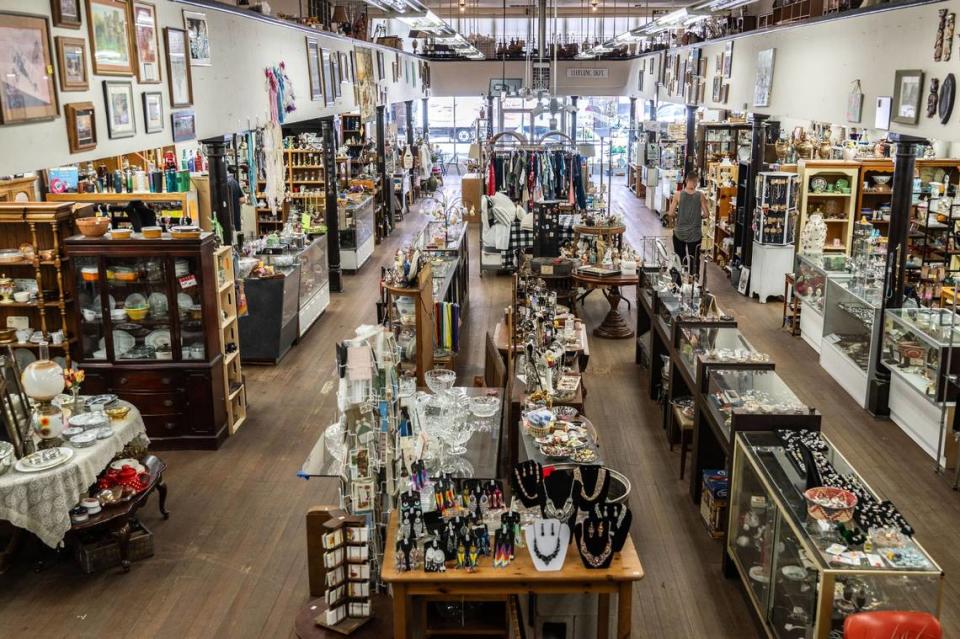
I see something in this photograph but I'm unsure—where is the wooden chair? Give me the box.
[843,611,941,639]
[782,272,801,336]
[484,331,507,389]
[671,403,695,480]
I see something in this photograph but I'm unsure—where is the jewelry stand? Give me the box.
[574,516,614,569]
[512,460,544,507]
[574,465,610,509]
[541,470,580,530]
[598,502,632,553]
[524,519,570,572]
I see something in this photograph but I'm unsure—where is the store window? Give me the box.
[426,97,484,167]
[575,97,631,174]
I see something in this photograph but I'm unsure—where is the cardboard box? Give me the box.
[700,469,729,540]
[461,172,483,220]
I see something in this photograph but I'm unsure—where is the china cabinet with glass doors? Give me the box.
[64,232,226,449]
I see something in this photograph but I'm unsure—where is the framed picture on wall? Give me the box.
[171,110,197,142]
[132,1,161,83]
[142,91,163,133]
[164,27,194,107]
[183,10,211,66]
[753,48,775,107]
[723,41,733,78]
[306,38,322,101]
[339,52,349,83]
[56,36,89,91]
[892,69,924,125]
[330,51,342,99]
[349,51,357,84]
[65,102,96,152]
[321,49,335,106]
[376,51,384,81]
[52,0,82,29]
[86,0,133,75]
[102,80,136,138]
[0,13,59,125]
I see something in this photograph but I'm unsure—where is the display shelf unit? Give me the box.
[904,160,960,304]
[707,162,739,267]
[856,159,893,236]
[750,172,800,302]
[381,262,434,386]
[0,176,38,201]
[793,253,849,353]
[215,246,246,435]
[797,160,860,255]
[341,113,367,161]
[339,194,375,271]
[46,191,199,227]
[729,431,943,639]
[316,510,372,633]
[881,307,960,461]
[696,123,751,181]
[65,232,227,449]
[255,145,329,237]
[0,203,80,365]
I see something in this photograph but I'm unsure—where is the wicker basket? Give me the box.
[74,519,154,574]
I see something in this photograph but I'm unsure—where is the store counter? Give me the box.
[340,194,375,271]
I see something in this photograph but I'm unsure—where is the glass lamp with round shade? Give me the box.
[21,342,66,443]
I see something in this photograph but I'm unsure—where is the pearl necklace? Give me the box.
[532,521,562,564]
[579,527,613,568]
[574,467,607,503]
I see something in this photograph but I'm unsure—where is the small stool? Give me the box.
[671,404,695,480]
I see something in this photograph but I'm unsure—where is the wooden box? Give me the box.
[461,172,484,221]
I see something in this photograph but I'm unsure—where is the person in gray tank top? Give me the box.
[667,171,709,276]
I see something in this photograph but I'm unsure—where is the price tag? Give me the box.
[178,274,197,289]
[540,264,554,275]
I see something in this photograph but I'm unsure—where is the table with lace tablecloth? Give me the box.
[0,402,148,548]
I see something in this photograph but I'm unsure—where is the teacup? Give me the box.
[15,328,31,343]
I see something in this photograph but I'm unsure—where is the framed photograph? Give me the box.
[164,28,193,107]
[723,41,733,78]
[892,69,924,125]
[349,51,357,84]
[321,49,335,105]
[86,0,133,75]
[306,38,323,101]
[171,110,196,142]
[376,51,384,81]
[721,84,729,104]
[331,51,342,98]
[65,102,96,153]
[52,0,82,28]
[712,76,722,103]
[142,91,163,133]
[737,267,750,295]
[0,13,59,125]
[182,10,211,66]
[102,80,136,138]
[753,48,775,107]
[132,2,161,83]
[56,36,89,91]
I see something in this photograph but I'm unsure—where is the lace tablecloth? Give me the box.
[0,403,149,548]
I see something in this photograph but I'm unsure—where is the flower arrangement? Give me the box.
[63,367,85,410]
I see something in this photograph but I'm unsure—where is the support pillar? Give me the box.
[742,113,769,269]
[376,104,393,238]
[628,97,637,168]
[202,136,234,244]
[570,95,579,143]
[684,104,696,177]
[421,96,429,138]
[321,116,343,292]
[404,100,414,146]
[869,133,927,415]
[486,94,494,139]
[647,98,656,122]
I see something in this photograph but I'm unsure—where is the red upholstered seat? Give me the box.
[844,611,941,639]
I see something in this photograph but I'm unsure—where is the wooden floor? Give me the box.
[1,176,956,638]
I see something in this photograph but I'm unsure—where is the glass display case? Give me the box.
[413,221,468,307]
[794,254,849,352]
[705,369,816,442]
[729,431,943,639]
[753,172,800,246]
[339,193,375,270]
[819,276,882,408]
[677,325,772,388]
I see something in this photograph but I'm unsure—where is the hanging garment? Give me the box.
[487,160,496,196]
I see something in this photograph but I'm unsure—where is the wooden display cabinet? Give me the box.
[215,246,246,434]
[856,159,893,238]
[46,191,199,227]
[797,160,860,255]
[64,232,227,449]
[0,203,80,365]
[381,263,434,386]
[706,162,738,267]
[0,176,38,202]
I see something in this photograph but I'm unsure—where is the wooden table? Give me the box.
[573,272,640,339]
[381,511,644,639]
[493,320,590,370]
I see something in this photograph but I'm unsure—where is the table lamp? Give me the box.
[20,342,65,446]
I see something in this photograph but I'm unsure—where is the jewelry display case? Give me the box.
[705,370,818,443]
[819,276,882,408]
[677,326,773,391]
[881,307,960,460]
[339,194,375,271]
[794,254,849,352]
[753,172,800,246]
[729,431,943,639]
[65,232,227,449]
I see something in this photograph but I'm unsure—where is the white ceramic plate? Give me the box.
[15,447,74,473]
[13,348,35,369]
[124,293,147,309]
[145,329,172,349]
[748,566,770,583]
[781,565,807,581]
[110,458,145,474]
[92,294,116,311]
[99,330,135,355]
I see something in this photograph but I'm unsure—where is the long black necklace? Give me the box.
[532,521,562,564]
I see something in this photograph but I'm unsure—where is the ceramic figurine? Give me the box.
[935,9,948,61]
[928,78,940,118]
[800,214,827,256]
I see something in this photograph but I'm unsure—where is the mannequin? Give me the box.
[596,502,632,553]
[573,466,610,509]
[574,515,614,569]
[541,470,580,530]
[524,518,570,572]
[512,460,543,507]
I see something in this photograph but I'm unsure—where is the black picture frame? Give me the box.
[142,91,163,133]
[171,110,196,142]
[892,69,925,125]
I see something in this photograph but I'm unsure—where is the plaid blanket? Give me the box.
[500,216,577,269]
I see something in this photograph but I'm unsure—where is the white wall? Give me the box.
[631,0,960,144]
[0,0,425,176]
[429,60,639,97]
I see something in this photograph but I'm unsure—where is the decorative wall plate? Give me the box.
[939,73,956,124]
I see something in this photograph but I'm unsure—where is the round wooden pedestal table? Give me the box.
[573,271,639,339]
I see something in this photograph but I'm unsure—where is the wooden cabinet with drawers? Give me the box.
[64,232,227,449]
